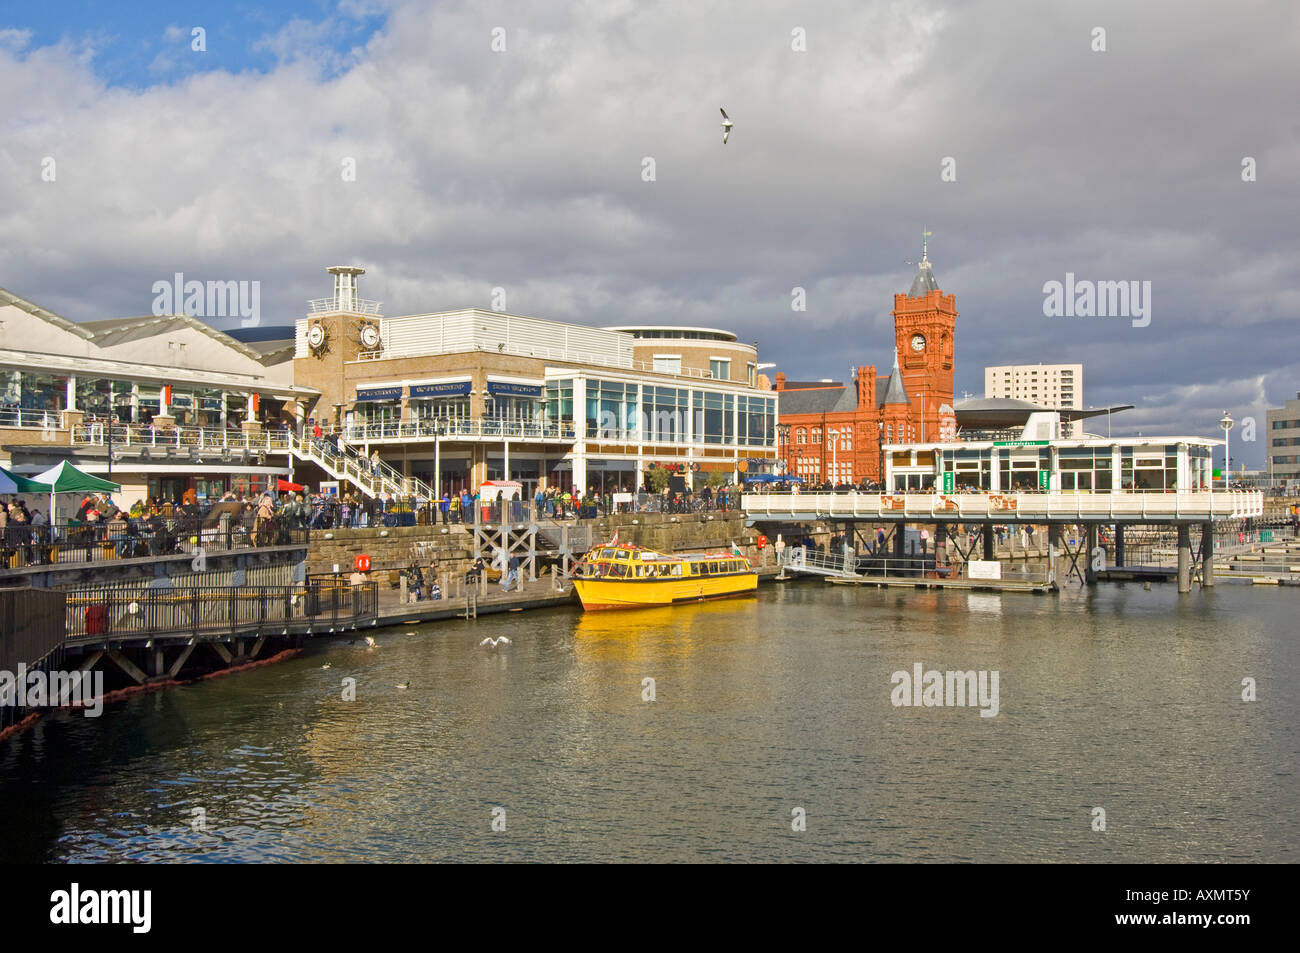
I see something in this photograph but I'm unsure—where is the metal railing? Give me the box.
[742,490,1266,522]
[64,582,377,644]
[72,421,293,453]
[343,418,578,442]
[309,297,382,315]
[0,407,65,430]
[1,517,308,569]
[354,343,723,380]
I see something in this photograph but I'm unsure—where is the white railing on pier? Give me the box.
[743,490,1265,523]
[286,432,435,502]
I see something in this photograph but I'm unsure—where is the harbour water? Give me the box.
[2,581,1295,863]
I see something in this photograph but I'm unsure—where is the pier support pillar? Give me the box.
[1201,522,1215,588]
[934,523,947,567]
[1177,524,1192,593]
[982,523,994,561]
[1047,524,1060,580]
[893,525,905,560]
[1085,524,1098,585]
[1115,524,1125,568]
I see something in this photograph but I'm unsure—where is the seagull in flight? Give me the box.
[364,636,377,648]
[480,636,511,648]
[720,108,733,144]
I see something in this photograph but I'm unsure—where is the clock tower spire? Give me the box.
[893,235,957,442]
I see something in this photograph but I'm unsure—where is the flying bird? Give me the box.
[364,636,377,648]
[321,663,332,670]
[480,636,511,648]
[720,108,733,144]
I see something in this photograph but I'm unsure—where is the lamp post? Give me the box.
[1219,411,1234,488]
[827,427,838,484]
[775,422,790,478]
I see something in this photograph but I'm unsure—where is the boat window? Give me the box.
[616,551,631,561]
[657,565,671,576]
[670,564,683,576]
[608,563,627,578]
[600,549,615,559]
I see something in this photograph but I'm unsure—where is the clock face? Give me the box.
[360,324,380,349]
[910,333,926,352]
[307,323,326,349]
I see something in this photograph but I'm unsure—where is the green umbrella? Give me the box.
[32,461,122,522]
[0,465,47,493]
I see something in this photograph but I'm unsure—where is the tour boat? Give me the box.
[571,542,757,611]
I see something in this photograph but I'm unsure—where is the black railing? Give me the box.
[1,517,309,570]
[63,583,377,643]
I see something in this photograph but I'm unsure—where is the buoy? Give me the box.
[757,535,768,549]
[354,553,372,573]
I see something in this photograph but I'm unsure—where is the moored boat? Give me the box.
[571,542,757,610]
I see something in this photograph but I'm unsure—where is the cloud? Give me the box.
[0,0,1296,466]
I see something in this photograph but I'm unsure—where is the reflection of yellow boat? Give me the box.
[571,543,757,611]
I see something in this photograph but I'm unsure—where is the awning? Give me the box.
[0,465,46,493]
[487,380,543,399]
[356,386,402,401]
[411,381,471,398]
[277,479,305,492]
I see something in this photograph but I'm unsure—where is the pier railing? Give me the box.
[63,583,377,644]
[744,490,1265,523]
[2,517,308,569]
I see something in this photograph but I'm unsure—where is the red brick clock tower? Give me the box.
[892,237,957,442]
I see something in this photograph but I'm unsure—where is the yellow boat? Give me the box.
[571,542,757,611]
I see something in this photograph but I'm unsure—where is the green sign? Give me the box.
[943,471,954,494]
[994,440,1050,447]
[1038,469,1050,490]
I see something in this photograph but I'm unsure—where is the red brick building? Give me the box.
[775,251,957,484]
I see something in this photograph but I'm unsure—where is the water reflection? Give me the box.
[0,582,1295,862]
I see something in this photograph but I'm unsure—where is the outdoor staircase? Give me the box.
[783,546,860,578]
[287,433,435,501]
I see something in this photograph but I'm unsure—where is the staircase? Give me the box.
[287,433,435,501]
[534,518,593,555]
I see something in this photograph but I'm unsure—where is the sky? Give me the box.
[1,0,1297,465]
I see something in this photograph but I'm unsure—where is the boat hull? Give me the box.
[573,573,757,611]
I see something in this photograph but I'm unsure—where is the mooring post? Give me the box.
[983,523,994,561]
[1201,522,1215,588]
[1177,524,1192,593]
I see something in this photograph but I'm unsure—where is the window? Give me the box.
[796,427,806,445]
[653,355,682,375]
[811,427,821,444]
[692,390,734,445]
[644,385,688,443]
[585,379,637,439]
[709,358,731,380]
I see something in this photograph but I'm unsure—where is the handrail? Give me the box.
[742,489,1266,522]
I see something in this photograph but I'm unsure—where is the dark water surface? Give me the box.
[2,581,1296,862]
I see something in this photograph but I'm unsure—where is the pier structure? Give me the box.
[744,489,1264,592]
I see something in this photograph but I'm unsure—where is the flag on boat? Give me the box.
[731,541,743,557]
[611,529,619,546]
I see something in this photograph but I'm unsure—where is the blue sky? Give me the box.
[5,0,387,86]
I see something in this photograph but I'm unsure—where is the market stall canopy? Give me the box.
[0,465,46,493]
[32,461,122,493]
[277,479,306,492]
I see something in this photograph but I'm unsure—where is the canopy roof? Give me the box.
[0,465,46,493]
[32,461,122,493]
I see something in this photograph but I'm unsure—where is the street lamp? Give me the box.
[827,427,838,484]
[1219,411,1234,488]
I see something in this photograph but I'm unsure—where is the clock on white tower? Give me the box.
[910,333,926,352]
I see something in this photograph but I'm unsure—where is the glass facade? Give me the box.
[586,379,637,439]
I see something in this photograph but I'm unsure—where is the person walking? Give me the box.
[501,553,520,592]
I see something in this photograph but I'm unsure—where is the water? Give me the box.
[2,581,1296,862]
